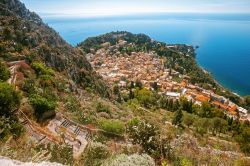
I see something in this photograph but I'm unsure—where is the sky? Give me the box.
[21,0,250,18]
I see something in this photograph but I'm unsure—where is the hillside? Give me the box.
[0,0,109,96]
[78,32,250,164]
[0,0,113,164]
[0,0,250,166]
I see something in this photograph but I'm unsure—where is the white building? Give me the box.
[238,107,248,115]
[166,92,180,98]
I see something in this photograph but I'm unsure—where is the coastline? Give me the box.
[44,15,250,97]
[200,66,242,98]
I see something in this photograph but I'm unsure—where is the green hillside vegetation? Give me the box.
[0,0,110,97]
[0,0,249,166]
[0,82,23,140]
[0,61,10,81]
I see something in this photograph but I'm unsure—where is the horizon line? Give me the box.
[39,11,250,19]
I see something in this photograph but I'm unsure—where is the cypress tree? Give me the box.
[172,109,183,126]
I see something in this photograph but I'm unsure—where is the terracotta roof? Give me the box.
[181,80,187,87]
[212,101,238,115]
[212,101,228,110]
[195,95,210,102]
[228,105,237,112]
[228,110,237,116]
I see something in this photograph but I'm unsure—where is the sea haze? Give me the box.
[43,13,250,96]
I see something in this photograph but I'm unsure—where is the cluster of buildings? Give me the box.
[89,50,168,88]
[163,79,249,121]
[180,80,249,120]
[87,40,249,122]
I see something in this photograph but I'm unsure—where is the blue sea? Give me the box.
[43,13,250,96]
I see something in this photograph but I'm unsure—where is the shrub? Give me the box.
[102,153,155,166]
[0,117,11,140]
[42,87,58,102]
[183,113,194,128]
[10,119,24,139]
[83,142,110,166]
[25,52,37,63]
[31,62,54,76]
[29,94,56,122]
[134,88,157,108]
[65,96,81,113]
[235,127,250,155]
[127,119,159,154]
[99,119,125,136]
[3,27,12,40]
[180,158,193,166]
[234,158,250,166]
[49,144,73,165]
[210,117,227,135]
[127,119,175,160]
[0,82,20,116]
[0,116,24,140]
[96,102,111,114]
[0,61,10,81]
[39,74,54,87]
[79,112,96,125]
[22,79,36,94]
[193,118,209,136]
[128,117,140,127]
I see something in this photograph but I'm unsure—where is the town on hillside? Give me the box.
[87,40,249,122]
